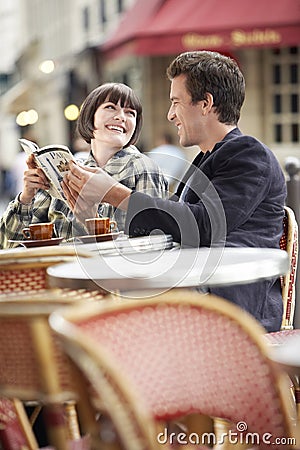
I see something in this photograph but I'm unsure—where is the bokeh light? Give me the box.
[64,104,80,121]
[16,109,39,126]
[39,60,55,74]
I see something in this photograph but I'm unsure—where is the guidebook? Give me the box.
[19,138,75,201]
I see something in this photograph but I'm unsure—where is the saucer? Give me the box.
[74,232,120,244]
[8,237,64,248]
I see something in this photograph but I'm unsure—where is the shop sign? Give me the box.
[182,28,282,50]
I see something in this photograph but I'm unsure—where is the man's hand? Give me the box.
[62,174,98,224]
[62,161,132,216]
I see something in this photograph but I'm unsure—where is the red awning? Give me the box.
[102,0,300,57]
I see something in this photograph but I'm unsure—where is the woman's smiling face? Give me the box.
[93,99,137,149]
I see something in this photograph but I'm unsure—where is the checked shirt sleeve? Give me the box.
[0,195,41,249]
[0,191,87,249]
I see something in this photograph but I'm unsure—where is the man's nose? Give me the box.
[167,105,175,122]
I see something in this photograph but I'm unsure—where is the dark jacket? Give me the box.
[125,128,287,331]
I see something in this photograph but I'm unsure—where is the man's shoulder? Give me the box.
[227,131,264,147]
[206,132,284,183]
[218,132,276,161]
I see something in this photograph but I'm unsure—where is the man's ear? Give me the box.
[200,93,214,116]
[202,93,214,109]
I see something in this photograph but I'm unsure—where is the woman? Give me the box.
[0,83,168,248]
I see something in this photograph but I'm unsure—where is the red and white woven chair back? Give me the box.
[279,206,299,329]
[55,292,296,449]
[0,267,47,293]
[0,247,94,294]
[0,304,76,401]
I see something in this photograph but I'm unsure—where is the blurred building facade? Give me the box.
[0,0,299,175]
[0,0,135,171]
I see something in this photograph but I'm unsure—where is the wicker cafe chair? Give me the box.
[0,245,107,448]
[0,293,108,450]
[50,290,297,450]
[264,206,299,427]
[0,245,94,294]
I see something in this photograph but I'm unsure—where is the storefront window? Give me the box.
[291,124,299,143]
[290,64,298,84]
[291,94,298,113]
[266,47,300,145]
[99,0,107,24]
[273,64,281,84]
[83,6,89,30]
[274,94,282,113]
[274,124,282,143]
[117,0,124,13]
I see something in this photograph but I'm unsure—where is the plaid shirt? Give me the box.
[0,145,168,249]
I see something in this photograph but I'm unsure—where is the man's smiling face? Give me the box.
[167,74,207,149]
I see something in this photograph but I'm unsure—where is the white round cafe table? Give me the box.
[269,330,300,376]
[47,246,289,294]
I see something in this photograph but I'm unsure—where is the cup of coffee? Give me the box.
[22,222,54,240]
[85,217,117,235]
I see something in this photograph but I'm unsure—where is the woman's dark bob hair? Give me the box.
[77,82,143,147]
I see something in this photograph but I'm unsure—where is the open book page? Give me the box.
[19,138,75,201]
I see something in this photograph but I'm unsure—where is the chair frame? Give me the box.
[0,246,106,449]
[0,296,105,450]
[280,206,299,330]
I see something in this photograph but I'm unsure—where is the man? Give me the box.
[63,51,286,332]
